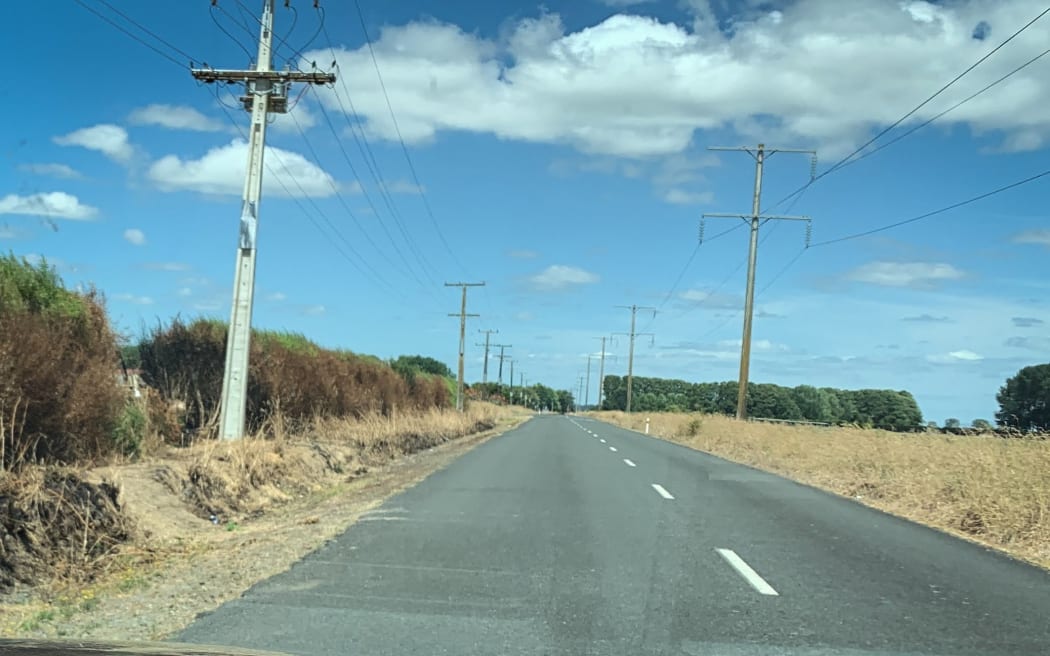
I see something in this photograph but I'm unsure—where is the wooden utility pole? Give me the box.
[446,282,485,411]
[705,143,814,420]
[476,329,498,384]
[614,305,655,414]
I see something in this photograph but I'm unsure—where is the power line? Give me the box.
[811,167,1050,247]
[210,3,256,62]
[73,0,190,69]
[351,0,469,275]
[234,0,323,71]
[92,0,199,64]
[767,4,1050,212]
[285,100,432,289]
[309,90,436,286]
[847,45,1050,168]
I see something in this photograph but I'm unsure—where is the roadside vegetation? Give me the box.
[0,254,522,597]
[590,411,1050,569]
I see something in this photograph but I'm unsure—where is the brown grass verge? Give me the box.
[589,411,1050,569]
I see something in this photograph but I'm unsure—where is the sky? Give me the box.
[2,0,1050,424]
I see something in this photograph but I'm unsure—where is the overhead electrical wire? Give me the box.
[210,3,256,63]
[284,101,431,289]
[766,4,1050,213]
[73,0,189,68]
[317,20,442,282]
[351,0,471,276]
[90,0,199,64]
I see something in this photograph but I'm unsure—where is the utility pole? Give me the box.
[577,375,585,411]
[508,359,515,399]
[593,336,609,410]
[493,344,512,384]
[476,329,498,384]
[446,281,485,412]
[192,0,335,440]
[614,305,655,414]
[584,355,594,409]
[704,144,814,421]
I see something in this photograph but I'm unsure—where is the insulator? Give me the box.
[805,221,813,248]
[810,154,818,181]
[698,218,706,244]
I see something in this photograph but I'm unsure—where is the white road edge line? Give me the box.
[623,459,636,467]
[609,446,618,452]
[716,548,779,596]
[651,483,674,500]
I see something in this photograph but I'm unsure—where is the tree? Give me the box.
[971,418,992,431]
[944,418,961,429]
[996,363,1050,431]
[390,355,453,379]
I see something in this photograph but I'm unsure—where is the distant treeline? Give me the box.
[601,375,924,432]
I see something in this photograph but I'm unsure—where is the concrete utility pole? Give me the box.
[593,336,609,410]
[577,375,585,411]
[192,0,335,440]
[476,329,498,384]
[705,144,814,421]
[584,354,595,409]
[614,305,655,414]
[493,344,512,384]
[446,281,485,412]
[508,359,515,397]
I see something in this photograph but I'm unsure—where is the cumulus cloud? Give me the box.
[303,2,1050,158]
[148,139,338,198]
[17,163,83,180]
[847,261,965,288]
[123,228,146,246]
[54,124,133,163]
[528,264,600,290]
[0,192,97,220]
[128,104,224,132]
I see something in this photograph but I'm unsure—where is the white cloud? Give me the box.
[54,124,133,163]
[266,292,287,301]
[17,163,83,180]
[0,192,97,220]
[301,304,326,316]
[128,104,224,132]
[148,139,337,198]
[847,261,965,288]
[599,0,655,6]
[718,338,787,352]
[1013,229,1050,247]
[927,349,984,363]
[113,293,154,306]
[123,228,146,246]
[304,2,1050,158]
[662,188,714,205]
[678,288,741,309]
[194,301,222,311]
[142,262,190,272]
[528,264,600,290]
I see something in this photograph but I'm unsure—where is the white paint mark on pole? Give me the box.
[651,483,674,500]
[716,548,779,596]
[623,459,636,467]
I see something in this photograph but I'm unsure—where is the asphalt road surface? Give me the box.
[178,415,1050,655]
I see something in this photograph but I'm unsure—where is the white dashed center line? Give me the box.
[716,548,779,596]
[609,446,617,452]
[623,459,636,467]
[651,483,674,500]
[599,439,606,444]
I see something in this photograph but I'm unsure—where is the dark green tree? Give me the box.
[971,418,992,431]
[391,355,453,379]
[996,363,1050,431]
[944,418,961,429]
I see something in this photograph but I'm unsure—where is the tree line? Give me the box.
[601,375,925,431]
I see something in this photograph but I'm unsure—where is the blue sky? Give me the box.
[3,0,1050,423]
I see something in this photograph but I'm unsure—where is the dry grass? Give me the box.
[590,411,1050,568]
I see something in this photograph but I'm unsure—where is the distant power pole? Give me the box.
[476,329,498,384]
[614,305,655,414]
[446,281,485,411]
[493,344,512,384]
[593,336,609,410]
[704,143,814,421]
[192,0,335,440]
[577,375,585,411]
[584,354,595,409]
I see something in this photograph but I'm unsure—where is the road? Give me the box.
[178,415,1050,655]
